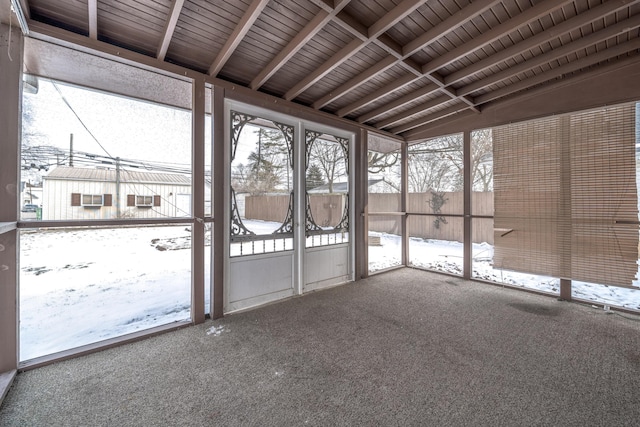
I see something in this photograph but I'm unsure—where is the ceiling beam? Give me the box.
[284,0,425,101]
[357,83,438,123]
[350,0,567,123]
[402,0,501,57]
[336,73,418,117]
[284,38,363,101]
[250,0,352,90]
[88,0,97,40]
[208,0,270,76]
[250,10,330,89]
[390,103,466,134]
[444,0,640,86]
[404,54,640,141]
[375,94,451,129]
[323,1,496,122]
[458,14,640,97]
[421,0,572,75]
[156,0,185,61]
[368,0,426,39]
[312,55,397,109]
[475,37,640,106]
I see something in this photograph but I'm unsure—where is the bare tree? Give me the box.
[407,132,493,193]
[471,129,493,192]
[310,140,347,193]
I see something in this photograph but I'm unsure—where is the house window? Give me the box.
[72,193,111,207]
[136,195,153,207]
[127,194,161,207]
[82,194,103,206]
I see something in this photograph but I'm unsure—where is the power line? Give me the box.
[51,82,115,159]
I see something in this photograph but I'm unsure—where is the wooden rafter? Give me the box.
[375,94,451,129]
[358,0,568,119]
[88,0,97,40]
[392,17,640,135]
[349,0,636,129]
[458,14,640,97]
[402,0,501,57]
[336,74,418,117]
[357,83,438,123]
[311,56,397,109]
[390,103,465,134]
[444,0,640,86]
[21,0,640,139]
[156,0,185,61]
[420,0,573,75]
[316,0,499,117]
[208,0,270,77]
[475,37,640,106]
[284,0,425,101]
[250,0,351,90]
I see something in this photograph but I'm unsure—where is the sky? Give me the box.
[22,79,198,182]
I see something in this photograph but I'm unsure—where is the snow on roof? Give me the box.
[44,166,191,185]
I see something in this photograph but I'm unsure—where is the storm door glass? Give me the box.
[305,130,349,248]
[229,111,294,256]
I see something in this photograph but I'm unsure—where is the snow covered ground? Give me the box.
[19,223,640,361]
[369,231,640,311]
[19,225,196,361]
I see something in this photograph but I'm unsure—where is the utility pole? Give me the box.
[116,156,121,218]
[69,133,74,167]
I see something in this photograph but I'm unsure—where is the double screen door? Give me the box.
[224,102,354,312]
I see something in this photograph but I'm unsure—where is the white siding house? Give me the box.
[42,166,193,220]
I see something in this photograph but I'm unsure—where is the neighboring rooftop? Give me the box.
[44,166,191,185]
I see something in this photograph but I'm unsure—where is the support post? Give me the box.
[355,129,368,279]
[401,141,408,266]
[560,279,572,301]
[212,85,225,318]
[0,22,23,397]
[559,116,572,301]
[191,76,205,324]
[463,130,472,279]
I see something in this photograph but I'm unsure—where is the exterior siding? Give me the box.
[42,178,192,220]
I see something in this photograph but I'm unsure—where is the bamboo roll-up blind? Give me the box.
[569,105,638,285]
[493,104,639,287]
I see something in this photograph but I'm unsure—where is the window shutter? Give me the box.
[493,103,638,287]
[127,195,135,206]
[71,193,81,206]
[103,194,112,207]
[153,195,161,207]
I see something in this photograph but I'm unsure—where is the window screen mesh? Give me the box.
[493,104,638,287]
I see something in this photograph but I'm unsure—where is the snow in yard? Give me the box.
[369,231,640,310]
[20,225,195,361]
[19,222,640,362]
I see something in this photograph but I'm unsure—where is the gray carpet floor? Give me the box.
[1,268,640,426]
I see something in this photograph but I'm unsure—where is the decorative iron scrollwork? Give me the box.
[231,111,256,161]
[305,130,322,169]
[305,130,350,237]
[273,192,294,234]
[334,193,349,231]
[230,187,254,239]
[305,192,323,233]
[336,136,349,175]
[273,121,295,169]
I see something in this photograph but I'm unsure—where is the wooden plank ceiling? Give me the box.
[21,0,640,140]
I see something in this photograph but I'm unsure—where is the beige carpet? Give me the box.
[1,268,640,426]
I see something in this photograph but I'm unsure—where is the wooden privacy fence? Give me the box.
[369,192,494,244]
[245,194,345,228]
[245,192,495,244]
